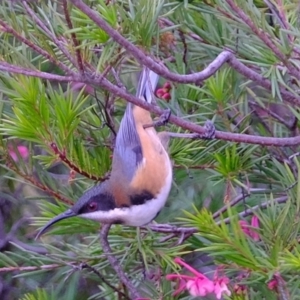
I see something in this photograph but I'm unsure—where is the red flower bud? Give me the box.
[163,82,171,90]
[156,88,165,98]
[162,93,171,101]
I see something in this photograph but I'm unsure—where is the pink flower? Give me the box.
[186,277,214,297]
[234,284,247,295]
[166,257,214,297]
[168,277,188,296]
[9,145,29,162]
[166,257,231,299]
[214,277,231,299]
[267,273,283,291]
[239,215,260,241]
[267,279,277,291]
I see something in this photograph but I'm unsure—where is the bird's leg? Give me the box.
[144,108,171,129]
[166,120,216,140]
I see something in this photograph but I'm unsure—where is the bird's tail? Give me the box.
[136,68,159,104]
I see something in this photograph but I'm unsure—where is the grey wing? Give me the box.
[112,68,159,182]
[113,104,142,175]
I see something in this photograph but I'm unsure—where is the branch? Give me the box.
[10,238,47,254]
[70,0,300,107]
[0,263,62,273]
[19,174,73,205]
[212,191,251,220]
[22,1,79,69]
[50,143,110,182]
[62,0,84,73]
[274,272,290,300]
[148,196,288,235]
[0,20,72,75]
[249,101,296,130]
[3,0,300,108]
[69,0,300,104]
[228,196,288,221]
[2,59,300,146]
[0,61,75,81]
[263,0,289,31]
[86,74,300,146]
[226,0,300,81]
[81,263,130,299]
[226,54,300,106]
[69,0,231,83]
[99,224,141,299]
[7,157,73,205]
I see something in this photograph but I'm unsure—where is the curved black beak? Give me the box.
[35,209,76,240]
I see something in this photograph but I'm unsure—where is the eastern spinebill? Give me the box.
[36,68,172,238]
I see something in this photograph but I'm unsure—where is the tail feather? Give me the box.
[136,68,159,103]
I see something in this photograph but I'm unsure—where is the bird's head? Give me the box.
[36,182,116,239]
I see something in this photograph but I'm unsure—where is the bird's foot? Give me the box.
[192,120,215,140]
[144,109,171,129]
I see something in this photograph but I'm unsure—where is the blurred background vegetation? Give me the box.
[1,0,300,299]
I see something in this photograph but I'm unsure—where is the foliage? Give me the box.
[0,0,300,299]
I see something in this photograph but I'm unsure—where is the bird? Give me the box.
[36,68,173,238]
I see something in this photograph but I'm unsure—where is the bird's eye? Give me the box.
[88,202,97,211]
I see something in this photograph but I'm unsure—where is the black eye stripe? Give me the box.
[77,193,116,214]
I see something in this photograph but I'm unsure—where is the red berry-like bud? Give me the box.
[163,82,171,90]
[268,279,278,291]
[156,88,165,98]
[162,93,171,101]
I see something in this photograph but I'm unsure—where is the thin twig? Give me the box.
[99,224,141,299]
[50,142,110,182]
[62,0,84,73]
[10,238,48,254]
[178,30,188,68]
[274,272,290,300]
[81,263,130,299]
[6,158,73,205]
[276,0,291,32]
[0,20,71,74]
[148,196,289,235]
[0,263,63,273]
[0,61,75,81]
[226,54,300,106]
[94,90,117,137]
[22,1,79,70]
[220,196,288,224]
[213,192,251,220]
[249,101,296,130]
[263,0,287,29]
[225,0,300,81]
